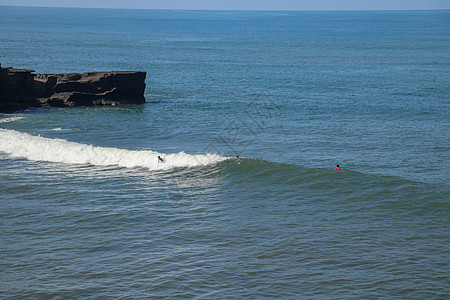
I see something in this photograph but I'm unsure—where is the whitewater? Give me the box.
[0,128,228,170]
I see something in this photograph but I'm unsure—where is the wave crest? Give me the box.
[0,129,228,170]
[0,116,25,123]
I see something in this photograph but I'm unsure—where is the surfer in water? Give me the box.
[335,164,341,170]
[158,156,165,163]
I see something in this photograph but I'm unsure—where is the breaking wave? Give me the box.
[0,116,24,123]
[0,129,228,170]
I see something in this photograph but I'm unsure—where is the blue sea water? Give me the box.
[0,6,449,298]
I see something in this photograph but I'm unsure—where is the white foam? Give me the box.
[0,129,228,170]
[0,116,24,123]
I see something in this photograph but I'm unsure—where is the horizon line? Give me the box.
[1,5,449,12]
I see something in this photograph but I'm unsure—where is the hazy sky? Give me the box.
[0,0,449,10]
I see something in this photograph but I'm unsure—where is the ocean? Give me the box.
[0,6,449,298]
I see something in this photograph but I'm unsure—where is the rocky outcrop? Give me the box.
[0,66,146,113]
[0,67,40,113]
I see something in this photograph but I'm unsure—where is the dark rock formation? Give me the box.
[0,66,146,113]
[0,67,40,113]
